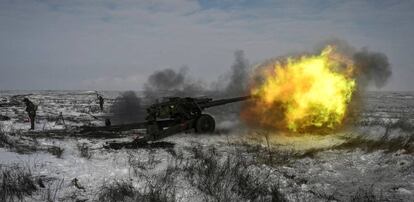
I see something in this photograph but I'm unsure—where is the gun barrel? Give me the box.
[199,95,251,109]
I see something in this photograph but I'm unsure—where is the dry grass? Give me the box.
[47,146,64,158]
[184,145,287,202]
[349,185,401,202]
[123,144,287,201]
[0,164,38,202]
[136,170,176,202]
[331,134,414,154]
[359,116,414,132]
[1,126,65,158]
[41,178,64,202]
[235,139,311,167]
[101,149,177,202]
[127,150,161,175]
[97,180,135,202]
[97,174,176,202]
[245,132,414,164]
[77,143,92,159]
[0,126,10,148]
[242,118,414,164]
[350,186,378,202]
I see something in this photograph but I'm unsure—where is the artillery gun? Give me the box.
[82,95,250,142]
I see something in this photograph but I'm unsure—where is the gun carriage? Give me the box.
[82,96,250,142]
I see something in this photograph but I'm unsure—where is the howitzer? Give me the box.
[81,95,251,142]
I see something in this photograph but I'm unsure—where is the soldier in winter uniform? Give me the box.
[97,95,104,111]
[23,98,37,130]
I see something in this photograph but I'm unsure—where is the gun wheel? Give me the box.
[195,114,215,133]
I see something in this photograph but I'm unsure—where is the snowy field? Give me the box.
[0,90,413,202]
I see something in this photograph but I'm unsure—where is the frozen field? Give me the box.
[0,90,413,202]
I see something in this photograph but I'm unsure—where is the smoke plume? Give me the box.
[223,50,250,96]
[317,39,392,89]
[353,49,392,88]
[108,50,251,124]
[143,51,250,99]
[143,66,206,99]
[110,91,145,124]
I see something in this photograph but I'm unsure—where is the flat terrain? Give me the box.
[0,91,413,202]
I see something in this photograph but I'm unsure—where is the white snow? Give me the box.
[0,90,413,201]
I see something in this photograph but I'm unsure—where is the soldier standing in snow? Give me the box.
[97,95,104,111]
[23,98,37,130]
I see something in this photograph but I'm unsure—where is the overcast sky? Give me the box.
[1,0,413,91]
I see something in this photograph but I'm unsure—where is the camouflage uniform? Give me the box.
[23,98,37,130]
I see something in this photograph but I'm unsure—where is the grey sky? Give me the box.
[1,0,413,91]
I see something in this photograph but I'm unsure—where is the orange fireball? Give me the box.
[242,46,356,132]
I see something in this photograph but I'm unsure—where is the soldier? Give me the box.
[97,95,104,111]
[23,98,37,130]
[105,118,111,126]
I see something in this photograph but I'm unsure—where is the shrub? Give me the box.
[77,143,92,159]
[134,174,176,202]
[185,145,287,202]
[0,165,38,202]
[47,146,64,158]
[97,176,176,202]
[349,185,398,202]
[98,180,135,202]
[0,129,10,148]
[333,135,414,154]
[41,178,64,202]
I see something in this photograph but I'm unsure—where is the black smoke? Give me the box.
[317,39,392,89]
[109,50,251,123]
[353,49,392,88]
[143,66,206,99]
[143,51,250,100]
[109,91,145,124]
[224,50,249,96]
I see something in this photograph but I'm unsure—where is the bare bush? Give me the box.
[391,117,414,132]
[236,140,300,166]
[122,144,285,201]
[349,185,399,202]
[0,126,10,148]
[185,145,287,202]
[333,135,414,154]
[41,178,64,202]
[0,125,20,150]
[47,146,64,158]
[134,171,176,202]
[77,143,92,159]
[127,150,162,178]
[98,180,135,202]
[358,116,414,132]
[1,130,65,158]
[0,164,38,202]
[0,129,39,154]
[97,175,176,202]
[351,186,377,202]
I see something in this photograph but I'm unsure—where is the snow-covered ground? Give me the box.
[0,90,413,201]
